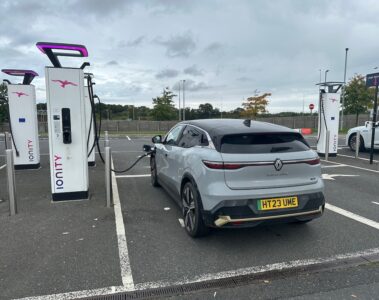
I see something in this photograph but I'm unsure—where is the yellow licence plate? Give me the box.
[258,197,298,211]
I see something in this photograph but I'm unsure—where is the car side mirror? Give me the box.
[152,135,162,144]
[143,144,152,152]
[365,121,370,128]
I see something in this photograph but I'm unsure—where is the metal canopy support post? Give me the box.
[105,146,112,208]
[370,82,378,164]
[6,149,17,215]
[341,48,349,131]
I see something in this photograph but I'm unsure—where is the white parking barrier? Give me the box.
[355,131,360,159]
[104,130,109,148]
[5,132,11,150]
[105,146,112,208]
[325,130,330,161]
[6,149,17,215]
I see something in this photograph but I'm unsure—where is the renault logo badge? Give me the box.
[274,159,283,171]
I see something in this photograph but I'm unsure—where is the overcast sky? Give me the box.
[1,0,379,113]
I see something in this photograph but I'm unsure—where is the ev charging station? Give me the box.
[84,73,96,166]
[1,69,40,169]
[316,82,343,157]
[36,42,89,201]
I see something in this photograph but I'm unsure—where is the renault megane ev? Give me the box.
[145,119,325,237]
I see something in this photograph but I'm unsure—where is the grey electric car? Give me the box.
[146,119,325,237]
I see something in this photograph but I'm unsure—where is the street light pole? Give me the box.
[178,81,181,121]
[324,69,329,84]
[182,79,186,121]
[341,48,349,130]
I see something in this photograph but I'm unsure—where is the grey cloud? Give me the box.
[172,79,210,92]
[156,69,179,79]
[70,0,136,16]
[145,0,197,14]
[127,36,145,47]
[106,60,119,66]
[204,42,223,53]
[119,36,145,48]
[237,77,252,82]
[183,65,203,76]
[155,32,196,58]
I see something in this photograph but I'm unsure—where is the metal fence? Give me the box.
[0,114,371,134]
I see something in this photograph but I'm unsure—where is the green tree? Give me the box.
[0,83,8,123]
[342,74,374,126]
[241,90,271,118]
[151,87,177,121]
[198,103,214,119]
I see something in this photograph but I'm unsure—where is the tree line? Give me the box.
[0,74,375,125]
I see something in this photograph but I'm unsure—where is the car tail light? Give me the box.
[304,158,320,165]
[202,161,243,170]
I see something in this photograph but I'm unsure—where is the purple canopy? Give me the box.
[2,69,39,77]
[36,42,88,57]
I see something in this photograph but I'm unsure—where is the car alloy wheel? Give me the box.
[182,185,196,233]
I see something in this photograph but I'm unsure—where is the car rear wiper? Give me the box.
[270,146,292,153]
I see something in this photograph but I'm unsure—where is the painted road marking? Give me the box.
[111,158,135,290]
[321,164,347,169]
[326,203,379,230]
[320,159,379,174]
[133,247,379,291]
[126,136,131,141]
[321,174,359,180]
[0,164,6,170]
[372,202,379,206]
[337,153,378,163]
[14,247,379,300]
[116,174,150,178]
[178,218,185,227]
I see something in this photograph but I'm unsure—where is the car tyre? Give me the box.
[182,181,209,238]
[348,133,365,152]
[150,156,160,187]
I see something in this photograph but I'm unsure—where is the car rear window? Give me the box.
[220,132,310,154]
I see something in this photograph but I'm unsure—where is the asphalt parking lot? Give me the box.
[1,134,379,299]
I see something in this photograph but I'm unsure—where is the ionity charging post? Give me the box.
[37,42,90,201]
[1,69,40,169]
[316,82,343,157]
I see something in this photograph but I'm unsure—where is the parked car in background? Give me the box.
[346,121,379,151]
[145,119,325,237]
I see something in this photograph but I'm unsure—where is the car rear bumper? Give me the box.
[202,192,325,228]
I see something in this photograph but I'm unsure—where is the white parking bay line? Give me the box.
[372,202,379,206]
[320,159,379,174]
[0,164,6,170]
[126,136,131,141]
[116,174,150,178]
[134,247,379,291]
[338,153,378,163]
[111,158,135,290]
[326,203,379,230]
[321,164,347,168]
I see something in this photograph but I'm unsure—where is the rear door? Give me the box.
[220,132,320,190]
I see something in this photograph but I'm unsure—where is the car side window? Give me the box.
[178,126,208,148]
[164,125,185,146]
